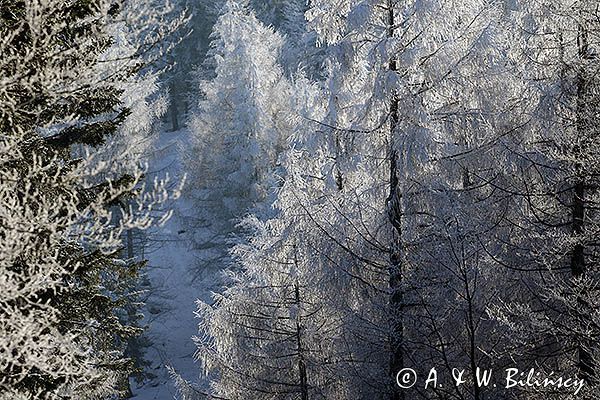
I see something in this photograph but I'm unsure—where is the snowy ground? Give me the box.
[130,126,227,399]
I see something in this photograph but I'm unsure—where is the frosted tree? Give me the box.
[303,1,512,398]
[187,0,600,399]
[188,0,293,229]
[0,1,181,398]
[192,73,383,400]
[196,230,346,400]
[190,0,520,399]
[162,0,218,132]
[485,1,600,397]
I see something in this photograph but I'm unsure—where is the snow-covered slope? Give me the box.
[130,126,226,399]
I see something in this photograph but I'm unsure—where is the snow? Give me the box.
[130,126,224,399]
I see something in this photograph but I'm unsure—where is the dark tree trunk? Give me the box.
[573,18,594,384]
[293,246,309,400]
[295,281,309,400]
[170,84,180,132]
[127,229,134,259]
[386,2,404,400]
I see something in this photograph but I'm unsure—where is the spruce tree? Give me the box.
[0,1,177,398]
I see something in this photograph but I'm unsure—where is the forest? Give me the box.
[1,0,600,399]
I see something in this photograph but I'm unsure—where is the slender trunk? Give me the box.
[124,226,135,398]
[335,132,344,191]
[293,246,309,400]
[386,2,404,399]
[295,281,309,400]
[573,19,594,383]
[126,229,134,259]
[170,84,180,132]
[461,159,479,400]
[463,266,481,400]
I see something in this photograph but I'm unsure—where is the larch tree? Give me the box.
[487,1,600,398]
[193,68,389,399]
[190,0,514,399]
[304,1,504,398]
[185,1,600,400]
[187,0,293,228]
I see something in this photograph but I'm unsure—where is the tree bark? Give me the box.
[295,281,309,400]
[386,1,404,399]
[293,246,309,400]
[573,16,594,384]
[170,83,180,132]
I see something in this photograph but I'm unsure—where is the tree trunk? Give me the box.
[127,229,134,259]
[573,17,594,384]
[293,246,309,400]
[386,2,404,399]
[295,281,309,400]
[170,84,180,132]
